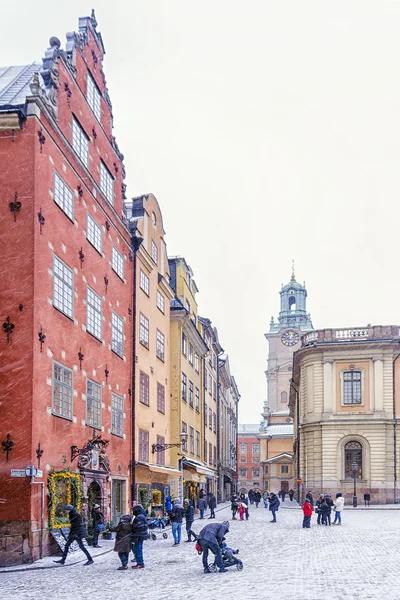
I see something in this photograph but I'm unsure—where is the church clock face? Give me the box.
[281,329,299,346]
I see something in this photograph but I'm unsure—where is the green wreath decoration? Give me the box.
[48,469,82,529]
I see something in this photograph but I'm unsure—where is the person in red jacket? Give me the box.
[302,499,313,528]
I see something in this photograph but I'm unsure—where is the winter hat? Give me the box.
[173,498,182,506]
[94,504,100,509]
[121,514,131,522]
[132,505,143,516]
[64,504,74,510]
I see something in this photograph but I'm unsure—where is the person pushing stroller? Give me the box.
[197,520,230,573]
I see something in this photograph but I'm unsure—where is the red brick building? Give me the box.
[237,425,262,494]
[0,13,133,565]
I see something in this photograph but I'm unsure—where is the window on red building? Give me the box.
[111,393,123,437]
[52,361,73,420]
[53,255,74,319]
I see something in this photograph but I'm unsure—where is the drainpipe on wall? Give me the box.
[129,225,143,506]
[290,378,300,502]
[393,351,400,504]
[216,351,224,503]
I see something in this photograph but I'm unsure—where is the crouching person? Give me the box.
[131,505,148,569]
[111,515,133,570]
[198,521,230,573]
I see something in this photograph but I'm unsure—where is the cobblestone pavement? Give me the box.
[2,501,399,600]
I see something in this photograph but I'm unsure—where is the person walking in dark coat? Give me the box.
[268,493,280,523]
[254,491,261,508]
[320,497,332,526]
[131,505,148,568]
[281,490,286,502]
[289,489,294,501]
[198,496,207,519]
[110,515,132,569]
[53,505,93,566]
[208,493,217,519]
[169,498,185,545]
[92,504,104,548]
[315,494,324,525]
[248,489,254,505]
[231,494,238,520]
[305,490,314,506]
[184,499,196,542]
[198,521,230,573]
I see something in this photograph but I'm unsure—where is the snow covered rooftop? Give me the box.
[0,64,40,108]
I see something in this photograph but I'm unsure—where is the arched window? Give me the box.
[344,441,362,479]
[281,391,288,404]
[289,295,296,311]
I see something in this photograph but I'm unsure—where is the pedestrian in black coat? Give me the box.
[110,515,133,569]
[131,505,148,568]
[254,491,261,508]
[53,505,93,566]
[208,493,217,519]
[92,504,104,548]
[184,499,196,542]
[231,494,238,520]
[305,491,314,506]
[289,489,294,501]
[268,493,280,523]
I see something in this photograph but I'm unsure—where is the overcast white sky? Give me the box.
[2,1,400,424]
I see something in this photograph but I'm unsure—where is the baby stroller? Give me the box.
[208,545,243,572]
[147,517,168,540]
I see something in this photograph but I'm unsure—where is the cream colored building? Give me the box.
[290,325,400,504]
[126,194,179,512]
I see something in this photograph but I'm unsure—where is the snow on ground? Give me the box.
[1,500,399,600]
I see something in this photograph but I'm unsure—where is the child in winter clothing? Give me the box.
[302,500,313,528]
[237,503,246,521]
[111,514,133,570]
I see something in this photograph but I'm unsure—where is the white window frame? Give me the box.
[53,255,74,319]
[87,73,101,121]
[156,329,165,361]
[156,290,165,313]
[52,361,73,420]
[195,353,199,373]
[86,379,102,428]
[86,286,102,340]
[100,161,114,206]
[111,393,124,437]
[72,117,89,167]
[112,246,124,280]
[139,313,149,348]
[86,213,102,254]
[140,270,150,295]
[111,312,124,358]
[151,240,158,264]
[54,172,74,220]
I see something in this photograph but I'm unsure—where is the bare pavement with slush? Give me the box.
[1,500,400,600]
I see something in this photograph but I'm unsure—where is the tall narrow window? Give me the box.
[182,332,187,356]
[100,161,114,205]
[54,172,74,220]
[151,240,158,264]
[195,354,199,373]
[86,286,102,340]
[252,443,260,455]
[111,312,124,357]
[343,371,362,404]
[196,430,200,457]
[87,73,101,121]
[86,213,102,253]
[213,412,216,433]
[204,402,208,425]
[188,344,193,365]
[111,393,124,437]
[156,435,165,465]
[53,255,73,319]
[209,407,212,429]
[86,379,102,428]
[72,117,89,166]
[204,440,208,462]
[140,270,150,295]
[195,387,200,412]
[345,441,362,479]
[213,446,216,467]
[156,330,165,361]
[112,246,124,280]
[281,391,288,404]
[139,313,149,348]
[182,372,187,402]
[52,361,73,420]
[156,290,165,313]
[139,371,149,406]
[157,382,165,414]
[181,422,187,451]
[204,368,208,390]
[189,426,194,454]
[139,429,149,461]
[189,380,194,408]
[209,443,213,465]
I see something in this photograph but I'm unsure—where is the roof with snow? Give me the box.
[0,64,40,109]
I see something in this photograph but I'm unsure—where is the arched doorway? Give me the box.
[87,481,102,537]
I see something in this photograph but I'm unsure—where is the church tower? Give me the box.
[264,266,313,417]
[257,267,313,495]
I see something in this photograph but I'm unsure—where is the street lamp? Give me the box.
[151,432,188,503]
[352,462,358,507]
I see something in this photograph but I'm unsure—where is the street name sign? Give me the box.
[10,469,26,477]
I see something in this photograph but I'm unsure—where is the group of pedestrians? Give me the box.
[302,490,345,528]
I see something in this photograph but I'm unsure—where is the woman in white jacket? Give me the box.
[333,492,344,525]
